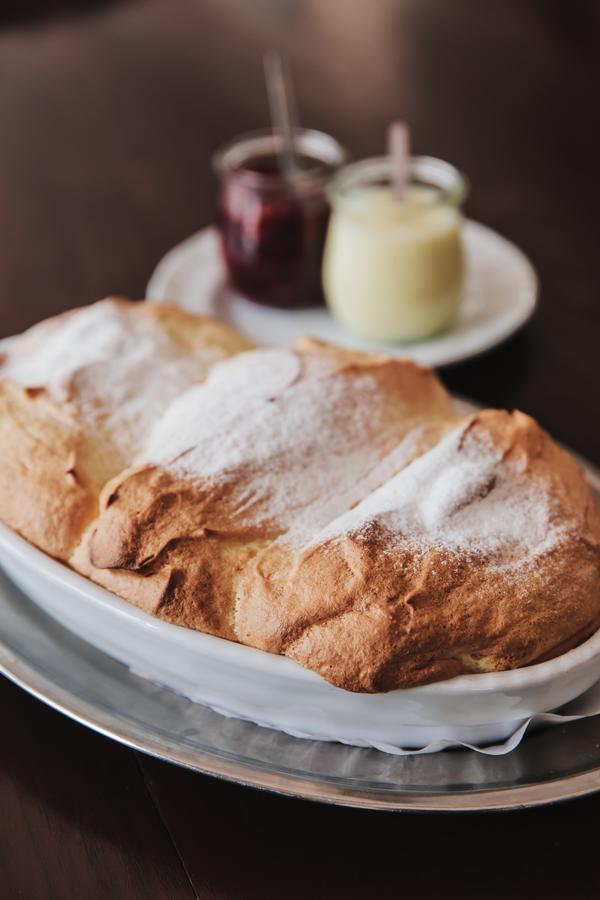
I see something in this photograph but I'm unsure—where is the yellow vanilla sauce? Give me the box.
[322,186,464,342]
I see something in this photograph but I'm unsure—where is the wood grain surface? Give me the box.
[1,1,599,897]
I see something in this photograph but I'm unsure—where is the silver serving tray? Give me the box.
[1,567,600,811]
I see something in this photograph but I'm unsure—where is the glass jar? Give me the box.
[322,156,468,342]
[213,129,348,308]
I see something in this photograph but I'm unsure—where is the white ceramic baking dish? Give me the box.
[1,511,599,750]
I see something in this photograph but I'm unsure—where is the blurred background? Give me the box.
[0,0,598,448]
[2,6,600,896]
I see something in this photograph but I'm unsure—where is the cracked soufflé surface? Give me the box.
[1,301,599,690]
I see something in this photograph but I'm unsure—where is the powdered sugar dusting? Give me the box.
[0,300,224,461]
[143,347,437,539]
[318,421,566,563]
[132,340,565,563]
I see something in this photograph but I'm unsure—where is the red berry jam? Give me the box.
[214,131,347,308]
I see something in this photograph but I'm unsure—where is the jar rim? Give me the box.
[212,128,349,189]
[328,155,468,208]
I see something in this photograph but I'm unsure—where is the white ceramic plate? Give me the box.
[147,223,538,367]
[0,456,598,752]
[4,575,600,810]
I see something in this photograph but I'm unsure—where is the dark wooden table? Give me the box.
[1,1,600,896]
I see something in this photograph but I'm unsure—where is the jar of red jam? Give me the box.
[213,129,347,308]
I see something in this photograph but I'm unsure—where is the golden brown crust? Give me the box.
[72,339,455,641]
[77,400,600,692]
[137,300,253,356]
[0,381,94,559]
[0,298,252,558]
[237,410,600,690]
[1,306,599,692]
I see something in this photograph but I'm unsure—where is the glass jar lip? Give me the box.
[212,128,349,189]
[328,155,468,208]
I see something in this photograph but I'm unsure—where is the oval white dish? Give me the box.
[147,223,538,368]
[0,463,599,752]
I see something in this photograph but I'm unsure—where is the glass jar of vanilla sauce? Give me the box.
[322,156,468,342]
